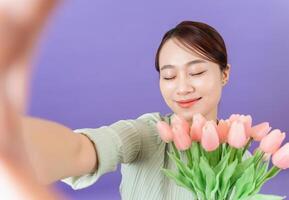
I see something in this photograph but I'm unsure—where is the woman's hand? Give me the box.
[0,1,63,199]
[0,0,58,70]
[0,0,58,165]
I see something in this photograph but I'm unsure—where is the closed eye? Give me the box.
[163,77,175,80]
[190,71,206,76]
[163,71,206,80]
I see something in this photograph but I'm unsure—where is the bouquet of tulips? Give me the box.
[156,113,288,200]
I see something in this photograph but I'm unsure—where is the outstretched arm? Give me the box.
[0,0,98,198]
[21,116,98,184]
[0,0,99,184]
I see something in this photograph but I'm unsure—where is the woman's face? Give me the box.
[159,38,230,125]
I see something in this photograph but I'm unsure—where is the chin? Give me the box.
[173,110,193,121]
[183,112,194,121]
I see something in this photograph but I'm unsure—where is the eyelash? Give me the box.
[163,71,205,80]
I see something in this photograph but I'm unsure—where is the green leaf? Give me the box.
[227,186,237,200]
[211,164,222,200]
[219,159,238,198]
[191,163,206,192]
[190,142,200,163]
[255,166,281,192]
[236,147,245,163]
[199,156,216,200]
[212,150,231,199]
[210,147,221,167]
[221,143,228,159]
[167,151,206,198]
[255,161,269,184]
[187,177,206,200]
[167,152,194,180]
[231,156,255,185]
[234,165,255,199]
[214,149,231,174]
[161,168,192,192]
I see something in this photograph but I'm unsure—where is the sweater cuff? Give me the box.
[61,127,120,190]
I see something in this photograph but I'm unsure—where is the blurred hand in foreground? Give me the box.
[0,0,64,199]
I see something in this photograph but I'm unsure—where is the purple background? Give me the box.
[27,0,289,199]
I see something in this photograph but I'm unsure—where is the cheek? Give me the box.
[159,81,174,97]
[200,73,221,91]
[197,74,222,100]
[202,79,222,104]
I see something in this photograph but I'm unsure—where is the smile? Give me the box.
[176,97,201,108]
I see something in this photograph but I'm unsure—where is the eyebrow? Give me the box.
[160,59,207,71]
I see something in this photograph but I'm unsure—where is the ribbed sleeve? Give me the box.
[61,119,142,190]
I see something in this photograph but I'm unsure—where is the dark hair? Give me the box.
[155,21,228,73]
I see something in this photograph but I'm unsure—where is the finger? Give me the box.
[0,0,58,69]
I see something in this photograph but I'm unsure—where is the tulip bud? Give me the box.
[250,122,272,141]
[190,113,206,142]
[259,129,286,154]
[201,120,220,151]
[216,119,230,143]
[272,143,289,169]
[227,121,248,148]
[156,121,174,143]
[171,114,192,151]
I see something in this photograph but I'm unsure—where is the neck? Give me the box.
[189,106,219,127]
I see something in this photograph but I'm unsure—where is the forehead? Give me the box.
[159,38,205,67]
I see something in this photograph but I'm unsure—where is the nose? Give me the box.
[176,76,194,95]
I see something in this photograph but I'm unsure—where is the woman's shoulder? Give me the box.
[135,112,173,127]
[126,112,171,134]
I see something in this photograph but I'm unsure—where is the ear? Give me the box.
[222,64,230,85]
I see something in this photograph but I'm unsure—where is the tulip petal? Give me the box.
[259,129,286,154]
[227,121,248,148]
[251,122,272,141]
[172,124,192,151]
[272,143,289,169]
[190,113,206,142]
[201,121,220,151]
[171,114,192,151]
[156,121,174,143]
[217,119,230,143]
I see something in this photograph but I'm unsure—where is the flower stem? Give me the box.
[255,150,265,168]
[171,142,180,159]
[242,137,253,156]
[256,166,281,189]
[185,149,193,168]
[228,147,237,163]
[198,142,204,158]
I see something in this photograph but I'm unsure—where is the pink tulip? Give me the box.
[259,129,286,154]
[272,143,289,169]
[190,113,207,142]
[227,121,248,148]
[216,119,230,143]
[171,114,190,133]
[239,115,253,137]
[201,120,220,151]
[156,121,174,143]
[228,114,241,124]
[171,114,192,151]
[250,122,272,141]
[228,114,252,137]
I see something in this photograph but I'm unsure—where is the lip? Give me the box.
[176,97,201,108]
[176,97,202,103]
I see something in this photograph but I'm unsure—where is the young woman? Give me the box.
[1,2,247,198]
[21,21,236,200]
